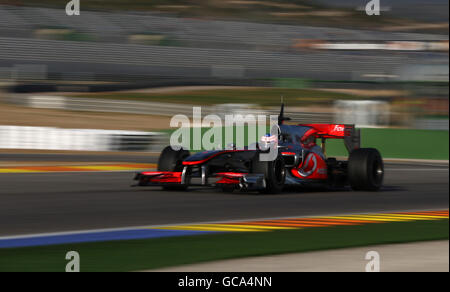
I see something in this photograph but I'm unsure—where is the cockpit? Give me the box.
[279,125,316,148]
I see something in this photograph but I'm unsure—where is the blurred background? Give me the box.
[0,0,448,156]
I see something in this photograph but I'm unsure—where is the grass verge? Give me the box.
[0,219,448,272]
[326,128,449,160]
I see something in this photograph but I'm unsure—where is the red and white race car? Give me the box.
[134,105,384,193]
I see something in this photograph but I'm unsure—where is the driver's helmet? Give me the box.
[301,136,316,149]
[260,133,278,150]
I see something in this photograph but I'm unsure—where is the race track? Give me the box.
[0,154,448,236]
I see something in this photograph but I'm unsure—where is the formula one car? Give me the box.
[134,105,384,193]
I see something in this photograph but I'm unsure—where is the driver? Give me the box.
[301,135,316,149]
[260,133,278,151]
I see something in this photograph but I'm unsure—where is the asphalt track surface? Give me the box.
[0,154,448,236]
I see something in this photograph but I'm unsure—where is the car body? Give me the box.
[134,105,384,193]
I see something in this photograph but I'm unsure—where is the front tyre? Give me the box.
[348,148,384,191]
[158,146,190,191]
[252,154,286,194]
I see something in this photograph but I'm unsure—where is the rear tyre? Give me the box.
[252,154,286,194]
[348,148,384,191]
[157,146,190,191]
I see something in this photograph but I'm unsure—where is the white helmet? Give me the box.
[260,133,278,150]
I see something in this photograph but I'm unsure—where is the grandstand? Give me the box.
[0,5,448,83]
[0,5,447,50]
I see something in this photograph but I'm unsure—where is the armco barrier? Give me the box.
[0,126,165,152]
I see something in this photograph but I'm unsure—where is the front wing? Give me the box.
[134,171,266,190]
[134,170,330,191]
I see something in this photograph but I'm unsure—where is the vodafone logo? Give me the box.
[333,125,345,132]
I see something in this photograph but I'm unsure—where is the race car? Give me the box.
[134,104,384,193]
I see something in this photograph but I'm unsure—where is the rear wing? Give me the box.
[299,124,361,153]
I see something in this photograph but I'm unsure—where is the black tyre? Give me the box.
[157,146,190,190]
[252,154,286,194]
[348,148,384,191]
